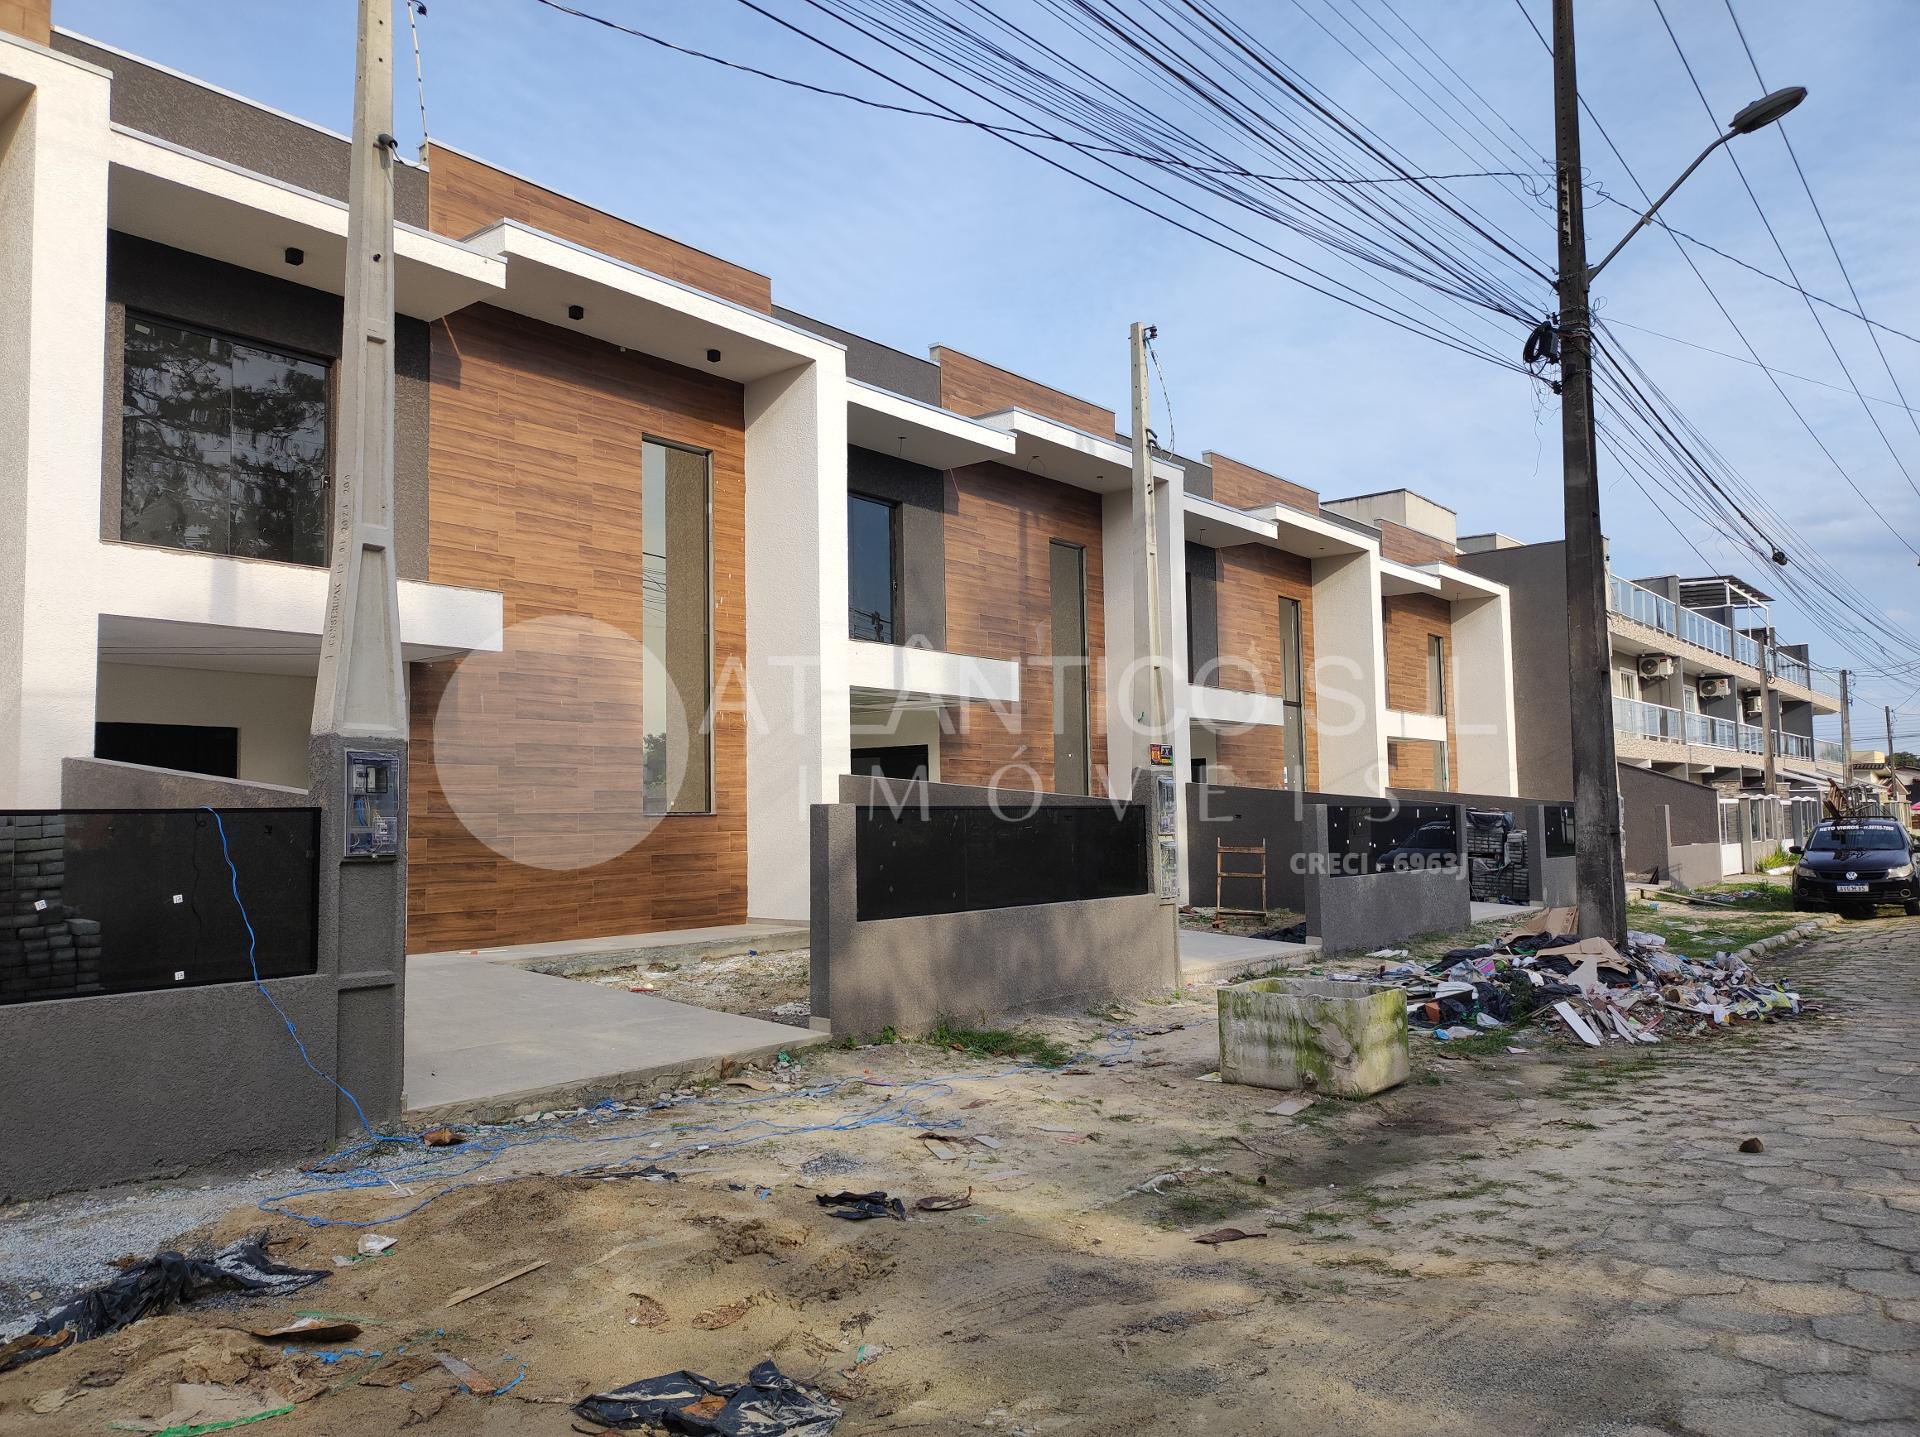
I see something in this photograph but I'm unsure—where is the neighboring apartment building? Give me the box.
[1458,536,1846,801]
[0,10,1522,950]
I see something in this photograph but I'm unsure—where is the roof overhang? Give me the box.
[463,221,841,384]
[848,382,1016,470]
[1379,559,1444,596]
[1424,562,1507,601]
[969,409,1181,494]
[847,641,1020,709]
[107,127,506,321]
[1183,492,1376,559]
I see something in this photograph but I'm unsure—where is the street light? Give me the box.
[1589,86,1807,281]
[1549,0,1808,947]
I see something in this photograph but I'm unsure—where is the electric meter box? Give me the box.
[344,750,401,861]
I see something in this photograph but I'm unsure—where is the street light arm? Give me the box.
[1586,128,1734,283]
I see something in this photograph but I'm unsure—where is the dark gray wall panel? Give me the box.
[53,32,428,224]
[1185,543,1219,680]
[776,308,939,404]
[103,233,430,579]
[848,446,946,650]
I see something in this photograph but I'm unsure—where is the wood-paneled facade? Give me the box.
[1203,451,1318,517]
[422,145,774,312]
[932,347,1116,436]
[1383,592,1456,791]
[406,304,749,950]
[1210,545,1318,791]
[937,462,1107,793]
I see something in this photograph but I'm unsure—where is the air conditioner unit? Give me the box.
[1742,693,1765,719]
[1698,676,1732,700]
[1637,654,1676,680]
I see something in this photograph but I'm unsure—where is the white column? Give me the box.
[0,40,112,806]
[1451,590,1519,794]
[743,353,848,920]
[1310,547,1389,795]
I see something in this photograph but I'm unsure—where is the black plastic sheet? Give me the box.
[573,1360,842,1434]
[0,1234,326,1373]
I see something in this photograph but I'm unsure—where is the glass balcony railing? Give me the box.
[1816,739,1846,765]
[1775,730,1813,760]
[1607,574,1833,698]
[1686,712,1735,748]
[1613,696,1685,742]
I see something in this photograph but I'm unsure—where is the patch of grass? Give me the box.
[1158,1182,1248,1228]
[1653,880,1794,913]
[1315,1254,1414,1278]
[1627,900,1802,956]
[921,1022,1075,1067]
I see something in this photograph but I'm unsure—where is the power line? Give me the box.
[1650,0,1920,510]
[1718,0,1920,457]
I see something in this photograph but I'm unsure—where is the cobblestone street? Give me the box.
[1527,916,1920,1434]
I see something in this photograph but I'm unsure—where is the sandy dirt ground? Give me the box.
[1,920,1915,1435]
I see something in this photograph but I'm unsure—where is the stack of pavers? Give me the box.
[1,814,103,1004]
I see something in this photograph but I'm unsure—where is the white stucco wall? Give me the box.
[1310,548,1390,796]
[96,663,316,788]
[850,705,944,782]
[0,40,112,806]
[1450,590,1520,795]
[743,353,849,921]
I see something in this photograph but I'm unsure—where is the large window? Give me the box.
[121,314,330,565]
[848,493,899,643]
[1278,596,1305,790]
[1427,634,1447,715]
[641,439,712,816]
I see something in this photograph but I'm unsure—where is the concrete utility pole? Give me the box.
[1551,0,1628,945]
[1129,322,1175,902]
[1758,632,1777,795]
[1838,669,1852,782]
[307,0,410,1130]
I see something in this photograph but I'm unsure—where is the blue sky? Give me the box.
[56,0,1920,738]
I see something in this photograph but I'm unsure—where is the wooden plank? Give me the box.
[446,1259,548,1308]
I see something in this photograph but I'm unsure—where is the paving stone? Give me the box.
[1673,1297,1795,1334]
[1731,1333,1862,1375]
[1642,1267,1749,1297]
[1750,1213,1857,1243]
[1718,1256,1850,1284]
[1798,1241,1904,1273]
[1681,1228,1790,1256]
[1721,1193,1815,1218]
[1844,1269,1920,1300]
[1866,1355,1920,1391]
[1780,1374,1917,1423]
[1863,1226,1920,1254]
[1811,1313,1920,1353]
[1822,1206,1910,1230]
[1603,1312,1716,1352]
[1748,1280,1875,1317]
[1674,1395,1824,1437]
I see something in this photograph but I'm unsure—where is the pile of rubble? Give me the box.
[1357,908,1807,1047]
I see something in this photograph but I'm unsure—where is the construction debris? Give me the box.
[814,1192,906,1222]
[444,1259,547,1308]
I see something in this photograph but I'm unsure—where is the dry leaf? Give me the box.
[625,1294,669,1329]
[421,1127,463,1148]
[914,1190,973,1212]
[1193,1228,1267,1246]
[692,1300,750,1331]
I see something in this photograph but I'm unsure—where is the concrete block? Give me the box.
[1218,976,1408,1097]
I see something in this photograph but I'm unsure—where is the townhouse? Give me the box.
[1457,537,1846,801]
[0,8,1525,955]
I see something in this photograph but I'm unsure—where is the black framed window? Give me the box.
[121,314,330,566]
[1279,596,1305,789]
[848,493,899,643]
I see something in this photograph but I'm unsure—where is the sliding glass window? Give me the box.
[121,314,330,565]
[641,439,712,816]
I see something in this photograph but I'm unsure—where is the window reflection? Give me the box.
[641,439,713,816]
[121,315,329,565]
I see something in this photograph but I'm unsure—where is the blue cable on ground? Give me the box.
[205,806,392,1146]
